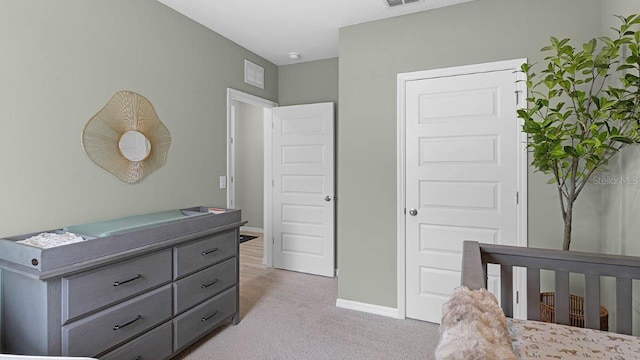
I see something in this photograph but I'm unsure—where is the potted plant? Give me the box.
[519,14,640,251]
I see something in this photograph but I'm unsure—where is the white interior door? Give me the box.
[272,103,335,277]
[405,68,522,323]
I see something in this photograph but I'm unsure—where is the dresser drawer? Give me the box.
[173,286,236,351]
[63,249,172,322]
[100,322,173,360]
[62,284,172,357]
[173,230,236,279]
[174,257,236,314]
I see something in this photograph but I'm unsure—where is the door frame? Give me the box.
[396,59,529,320]
[227,88,278,266]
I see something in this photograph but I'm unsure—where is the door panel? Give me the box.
[405,69,519,323]
[272,103,334,277]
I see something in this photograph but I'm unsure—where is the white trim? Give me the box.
[336,299,400,319]
[227,88,277,109]
[263,107,273,267]
[396,59,528,320]
[397,58,527,82]
[514,62,529,319]
[228,103,237,208]
[226,88,278,268]
[396,71,407,320]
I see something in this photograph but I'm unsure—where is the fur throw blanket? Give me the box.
[435,286,516,360]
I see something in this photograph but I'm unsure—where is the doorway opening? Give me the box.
[227,89,336,277]
[227,88,278,267]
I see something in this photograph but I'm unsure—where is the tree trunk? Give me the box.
[562,203,573,251]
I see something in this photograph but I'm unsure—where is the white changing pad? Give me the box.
[509,318,640,359]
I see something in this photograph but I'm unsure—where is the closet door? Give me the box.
[405,67,522,323]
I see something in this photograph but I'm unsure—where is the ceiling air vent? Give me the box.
[385,0,422,7]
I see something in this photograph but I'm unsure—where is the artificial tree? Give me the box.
[519,14,640,250]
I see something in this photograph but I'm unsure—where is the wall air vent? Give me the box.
[244,60,264,89]
[384,0,422,7]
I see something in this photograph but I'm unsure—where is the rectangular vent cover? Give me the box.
[385,0,422,7]
[244,60,264,89]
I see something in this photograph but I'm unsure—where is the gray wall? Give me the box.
[599,0,640,335]
[235,102,265,229]
[599,3,640,254]
[0,0,277,238]
[278,58,339,106]
[337,0,604,308]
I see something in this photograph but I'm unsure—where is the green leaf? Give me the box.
[550,148,567,158]
[611,135,635,144]
[617,64,635,71]
[517,109,530,120]
[583,38,597,53]
[564,146,580,158]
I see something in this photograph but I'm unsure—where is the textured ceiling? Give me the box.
[156,0,475,66]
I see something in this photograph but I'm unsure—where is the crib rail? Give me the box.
[461,241,640,335]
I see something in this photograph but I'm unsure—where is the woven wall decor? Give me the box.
[82,91,171,183]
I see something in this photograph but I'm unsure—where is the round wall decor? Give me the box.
[82,91,171,183]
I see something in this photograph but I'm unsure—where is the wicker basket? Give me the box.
[540,292,608,331]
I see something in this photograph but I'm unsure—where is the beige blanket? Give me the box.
[435,286,516,360]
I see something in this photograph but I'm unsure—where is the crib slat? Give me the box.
[527,268,540,321]
[584,274,600,330]
[616,278,632,335]
[462,241,485,290]
[501,265,513,317]
[482,263,488,288]
[554,271,570,325]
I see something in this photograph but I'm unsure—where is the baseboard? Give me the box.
[240,226,263,234]
[336,298,400,319]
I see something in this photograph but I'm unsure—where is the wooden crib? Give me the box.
[456,241,640,359]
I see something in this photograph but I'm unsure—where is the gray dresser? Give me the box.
[0,207,243,359]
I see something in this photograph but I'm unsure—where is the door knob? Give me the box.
[325,196,333,202]
[409,208,418,216]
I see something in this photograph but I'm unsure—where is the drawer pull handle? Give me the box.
[135,357,142,360]
[202,248,219,256]
[113,274,142,287]
[201,310,218,322]
[113,315,142,330]
[201,279,219,289]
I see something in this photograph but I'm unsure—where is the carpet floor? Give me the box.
[175,268,440,360]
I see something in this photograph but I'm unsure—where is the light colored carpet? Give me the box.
[175,268,440,360]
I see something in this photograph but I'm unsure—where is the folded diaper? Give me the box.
[17,232,85,248]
